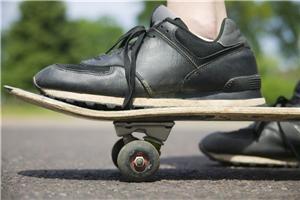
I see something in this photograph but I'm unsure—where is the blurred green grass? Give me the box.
[261,76,298,104]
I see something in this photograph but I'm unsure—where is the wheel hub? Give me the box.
[134,156,145,167]
[130,152,149,172]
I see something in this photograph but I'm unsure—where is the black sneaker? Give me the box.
[200,81,300,167]
[34,5,264,110]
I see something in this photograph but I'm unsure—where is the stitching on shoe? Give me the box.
[153,27,198,69]
[55,65,115,76]
[135,72,154,97]
[158,22,199,66]
[182,47,250,84]
[174,31,245,61]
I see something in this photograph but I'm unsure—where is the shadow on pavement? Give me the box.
[18,155,300,181]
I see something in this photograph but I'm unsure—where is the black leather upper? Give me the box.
[200,87,300,160]
[201,122,298,159]
[34,5,261,106]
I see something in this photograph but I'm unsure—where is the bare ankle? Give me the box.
[167,1,227,40]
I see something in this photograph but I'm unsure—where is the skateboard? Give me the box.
[5,86,300,181]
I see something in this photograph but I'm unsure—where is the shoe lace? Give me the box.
[254,96,288,138]
[277,121,300,161]
[254,96,300,160]
[105,26,147,109]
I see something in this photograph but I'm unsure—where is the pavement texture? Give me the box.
[2,117,300,199]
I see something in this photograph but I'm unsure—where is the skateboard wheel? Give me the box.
[117,140,160,182]
[111,139,125,168]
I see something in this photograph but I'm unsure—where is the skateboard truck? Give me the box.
[113,121,175,150]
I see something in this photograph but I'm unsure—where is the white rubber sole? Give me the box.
[40,88,266,108]
[208,152,299,167]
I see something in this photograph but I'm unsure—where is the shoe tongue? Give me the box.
[150,5,188,30]
[150,5,177,26]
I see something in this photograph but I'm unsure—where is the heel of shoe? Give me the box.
[196,90,266,106]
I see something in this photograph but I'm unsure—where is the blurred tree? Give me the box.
[2,1,68,90]
[2,1,123,93]
[226,1,300,63]
[138,1,165,26]
[138,1,300,103]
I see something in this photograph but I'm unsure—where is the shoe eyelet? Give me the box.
[160,25,164,28]
[166,30,169,33]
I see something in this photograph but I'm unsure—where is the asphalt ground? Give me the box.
[2,117,300,199]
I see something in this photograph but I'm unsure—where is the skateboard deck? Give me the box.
[5,86,300,121]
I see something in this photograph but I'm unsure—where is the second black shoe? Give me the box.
[34,5,265,109]
[199,81,300,167]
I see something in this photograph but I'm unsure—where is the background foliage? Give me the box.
[2,2,122,91]
[2,1,300,107]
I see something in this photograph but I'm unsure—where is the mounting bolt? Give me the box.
[134,156,145,167]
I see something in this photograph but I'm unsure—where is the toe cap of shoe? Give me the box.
[33,64,61,90]
[33,64,129,96]
[199,132,226,154]
[199,128,253,155]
